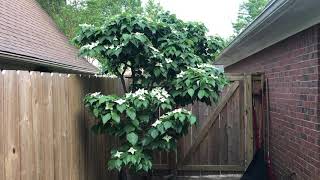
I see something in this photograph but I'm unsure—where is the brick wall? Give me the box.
[225,25,320,180]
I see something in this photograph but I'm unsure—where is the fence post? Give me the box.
[244,74,253,169]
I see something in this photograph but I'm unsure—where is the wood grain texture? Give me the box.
[4,71,20,180]
[0,70,259,176]
[0,71,5,180]
[19,71,35,180]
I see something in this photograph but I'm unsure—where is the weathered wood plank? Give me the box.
[178,81,239,167]
[19,71,35,180]
[4,71,20,180]
[39,73,54,180]
[53,73,69,180]
[31,72,41,180]
[0,71,5,180]
[244,75,253,169]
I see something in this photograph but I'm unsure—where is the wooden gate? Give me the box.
[153,73,263,174]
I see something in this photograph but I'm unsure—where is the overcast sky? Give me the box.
[142,0,243,38]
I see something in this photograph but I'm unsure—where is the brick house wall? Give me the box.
[225,25,320,180]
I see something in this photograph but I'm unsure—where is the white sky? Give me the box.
[142,0,243,38]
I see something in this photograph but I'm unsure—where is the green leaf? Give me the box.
[102,114,111,124]
[111,111,120,123]
[93,108,99,118]
[127,132,138,145]
[190,116,197,124]
[187,89,195,97]
[124,125,135,133]
[131,119,139,127]
[163,121,172,130]
[126,108,136,120]
[198,89,206,99]
[116,104,126,113]
[150,129,159,139]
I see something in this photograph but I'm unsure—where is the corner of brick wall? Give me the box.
[225,24,320,180]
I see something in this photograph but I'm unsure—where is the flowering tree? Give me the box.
[73,12,227,175]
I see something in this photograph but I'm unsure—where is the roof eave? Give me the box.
[215,0,320,67]
[0,51,98,74]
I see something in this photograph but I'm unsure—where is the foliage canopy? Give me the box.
[74,10,227,173]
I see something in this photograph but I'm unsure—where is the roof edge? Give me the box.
[215,0,320,67]
[0,51,98,74]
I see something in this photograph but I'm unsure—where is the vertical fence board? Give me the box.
[68,75,81,180]
[244,75,253,168]
[0,71,4,180]
[53,73,69,180]
[4,71,20,180]
[31,72,41,180]
[40,73,55,180]
[19,71,35,180]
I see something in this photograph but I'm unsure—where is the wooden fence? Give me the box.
[152,73,263,176]
[0,70,122,180]
[0,70,262,179]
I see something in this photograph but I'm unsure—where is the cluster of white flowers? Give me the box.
[91,92,101,97]
[197,63,218,69]
[150,87,170,103]
[188,66,205,73]
[115,99,126,105]
[134,32,143,36]
[159,108,192,120]
[165,58,173,64]
[155,62,163,67]
[81,41,99,50]
[126,88,148,101]
[149,46,160,53]
[152,119,162,127]
[177,71,186,78]
[162,135,172,142]
[79,23,94,29]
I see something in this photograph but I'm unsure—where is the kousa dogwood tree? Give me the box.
[73,11,228,173]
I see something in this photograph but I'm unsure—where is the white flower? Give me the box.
[155,63,163,67]
[79,23,94,28]
[138,96,145,101]
[162,135,172,142]
[150,46,160,52]
[177,71,186,78]
[115,45,121,50]
[82,41,99,50]
[165,58,173,63]
[114,151,123,158]
[197,63,218,70]
[152,120,162,127]
[128,147,137,154]
[91,92,101,97]
[134,32,143,35]
[115,99,126,105]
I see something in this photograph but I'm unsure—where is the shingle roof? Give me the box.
[0,0,98,73]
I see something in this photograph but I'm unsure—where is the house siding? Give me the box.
[225,25,320,180]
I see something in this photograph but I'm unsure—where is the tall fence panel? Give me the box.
[0,70,262,179]
[0,70,121,180]
[153,73,263,176]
